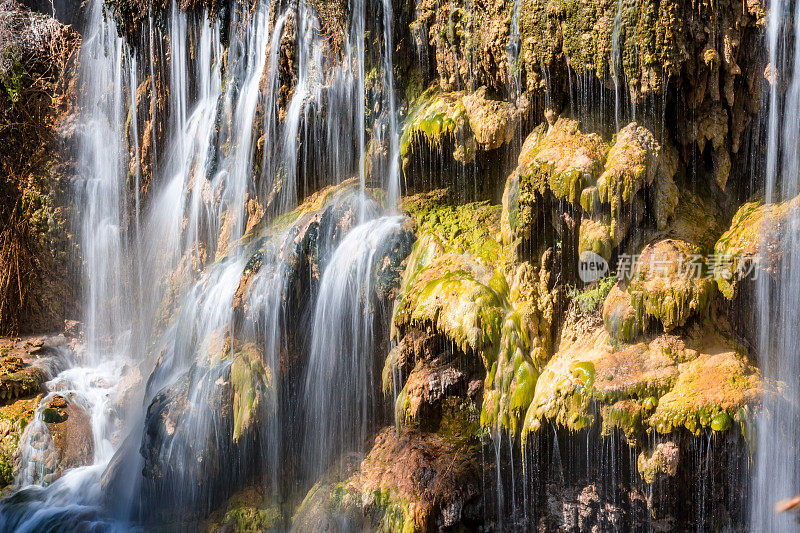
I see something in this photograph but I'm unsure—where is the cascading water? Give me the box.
[0,0,407,527]
[749,0,800,529]
[302,212,408,480]
[5,0,784,527]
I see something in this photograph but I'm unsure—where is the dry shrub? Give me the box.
[0,0,81,334]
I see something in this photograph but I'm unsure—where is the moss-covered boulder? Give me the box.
[604,238,716,338]
[597,122,679,237]
[206,485,281,532]
[401,90,474,165]
[392,246,508,359]
[713,194,800,298]
[501,118,609,260]
[627,239,716,332]
[579,218,614,261]
[636,441,679,484]
[0,395,37,487]
[400,86,521,174]
[520,117,609,205]
[402,189,506,265]
[521,318,760,443]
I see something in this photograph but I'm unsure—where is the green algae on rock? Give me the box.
[391,211,552,432]
[624,238,716,333]
[637,441,679,484]
[713,194,800,298]
[521,313,760,443]
[402,189,506,265]
[602,283,642,342]
[0,395,37,487]
[400,89,474,164]
[501,118,609,256]
[598,122,679,236]
[400,86,521,174]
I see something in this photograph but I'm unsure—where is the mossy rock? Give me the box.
[392,233,550,433]
[602,283,641,342]
[0,355,42,402]
[637,441,679,484]
[0,395,38,487]
[522,117,609,204]
[402,189,506,265]
[713,194,800,298]
[649,331,761,435]
[597,122,679,237]
[461,86,519,150]
[392,246,509,360]
[579,218,614,261]
[208,485,282,532]
[625,238,716,333]
[521,319,760,442]
[519,0,688,98]
[501,118,608,253]
[400,89,473,164]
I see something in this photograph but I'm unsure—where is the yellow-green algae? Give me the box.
[602,283,642,342]
[578,217,614,261]
[402,189,506,265]
[390,216,552,433]
[0,396,37,487]
[637,441,679,483]
[400,89,474,164]
[597,122,678,237]
[400,86,520,170]
[501,118,609,252]
[713,194,800,298]
[625,238,716,333]
[520,117,609,205]
[521,319,761,443]
[198,331,274,443]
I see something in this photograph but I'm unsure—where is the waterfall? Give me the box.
[1,0,409,526]
[750,0,800,529]
[302,213,405,480]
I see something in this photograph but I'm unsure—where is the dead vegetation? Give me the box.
[0,0,81,334]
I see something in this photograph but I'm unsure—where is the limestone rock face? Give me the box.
[714,194,800,298]
[521,317,760,442]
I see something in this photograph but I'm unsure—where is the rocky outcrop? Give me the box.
[522,316,760,441]
[292,425,483,532]
[714,194,800,299]
[0,335,75,487]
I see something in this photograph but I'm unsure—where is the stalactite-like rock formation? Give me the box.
[0,0,791,530]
